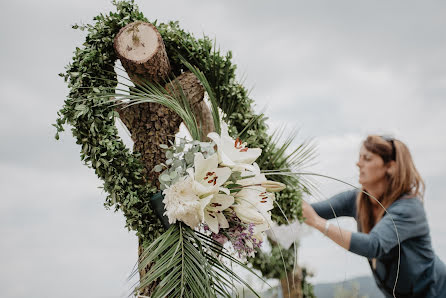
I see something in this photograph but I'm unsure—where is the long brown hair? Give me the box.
[357,135,425,233]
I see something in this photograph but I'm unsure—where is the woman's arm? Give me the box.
[311,190,357,220]
[303,198,428,258]
[303,201,352,250]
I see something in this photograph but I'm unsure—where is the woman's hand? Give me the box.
[302,201,320,227]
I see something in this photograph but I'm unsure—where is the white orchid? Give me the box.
[162,176,202,229]
[208,123,262,169]
[187,152,232,197]
[200,194,234,234]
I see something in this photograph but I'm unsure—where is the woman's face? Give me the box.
[356,145,388,188]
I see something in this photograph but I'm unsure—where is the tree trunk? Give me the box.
[281,268,303,298]
[165,71,215,141]
[114,21,214,296]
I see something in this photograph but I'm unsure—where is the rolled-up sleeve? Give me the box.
[349,198,428,258]
[311,189,357,220]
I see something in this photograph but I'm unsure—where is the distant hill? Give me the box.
[314,275,385,298]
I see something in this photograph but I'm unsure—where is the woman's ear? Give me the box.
[386,160,396,176]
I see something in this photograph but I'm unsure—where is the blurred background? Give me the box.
[1,0,445,297]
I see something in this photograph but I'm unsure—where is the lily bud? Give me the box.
[260,180,286,192]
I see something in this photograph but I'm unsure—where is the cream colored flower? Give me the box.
[233,188,274,225]
[188,153,231,197]
[208,123,262,168]
[200,194,234,234]
[162,176,202,229]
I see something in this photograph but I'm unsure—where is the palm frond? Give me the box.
[133,224,268,297]
[76,73,203,141]
[257,126,317,193]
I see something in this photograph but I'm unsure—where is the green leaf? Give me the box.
[134,224,266,297]
[160,174,171,182]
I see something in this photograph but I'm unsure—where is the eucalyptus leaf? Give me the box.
[154,165,163,172]
[185,152,194,164]
[160,174,171,182]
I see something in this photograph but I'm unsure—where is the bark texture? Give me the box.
[165,71,215,141]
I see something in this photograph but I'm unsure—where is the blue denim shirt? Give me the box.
[312,190,446,297]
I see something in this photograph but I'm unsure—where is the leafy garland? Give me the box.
[54,0,310,283]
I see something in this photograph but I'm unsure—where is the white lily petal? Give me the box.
[218,149,235,167]
[207,132,221,145]
[193,180,214,197]
[199,195,213,221]
[233,205,265,224]
[219,187,230,195]
[205,211,220,234]
[213,167,232,187]
[217,212,229,229]
[193,152,206,180]
[211,194,234,210]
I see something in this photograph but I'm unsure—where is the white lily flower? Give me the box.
[201,194,234,234]
[188,153,232,197]
[233,204,265,225]
[208,123,262,168]
[234,164,275,215]
[233,173,275,228]
[236,163,267,187]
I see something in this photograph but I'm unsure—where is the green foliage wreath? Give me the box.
[55,0,313,284]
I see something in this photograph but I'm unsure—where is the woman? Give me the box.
[302,135,446,297]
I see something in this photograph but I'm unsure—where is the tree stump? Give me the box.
[114,21,214,296]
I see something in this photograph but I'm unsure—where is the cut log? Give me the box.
[114,21,171,84]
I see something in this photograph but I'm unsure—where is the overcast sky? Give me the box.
[1,1,445,297]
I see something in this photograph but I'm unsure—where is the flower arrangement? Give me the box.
[54,1,316,296]
[157,123,285,258]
